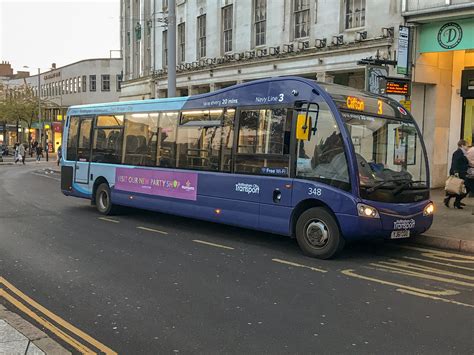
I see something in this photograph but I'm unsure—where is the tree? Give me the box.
[0,81,56,147]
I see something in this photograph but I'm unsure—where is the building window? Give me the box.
[78,77,82,93]
[90,75,96,92]
[177,23,186,63]
[163,30,168,67]
[294,0,310,39]
[222,5,233,53]
[116,74,122,91]
[345,0,365,29]
[101,75,110,91]
[82,75,87,92]
[162,0,168,11]
[197,15,206,58]
[254,0,266,46]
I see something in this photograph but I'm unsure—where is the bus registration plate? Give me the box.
[390,230,410,239]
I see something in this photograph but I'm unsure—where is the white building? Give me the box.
[121,0,404,99]
[7,58,123,152]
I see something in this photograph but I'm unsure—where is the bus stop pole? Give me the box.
[167,0,176,98]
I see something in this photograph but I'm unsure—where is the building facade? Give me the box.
[121,0,404,99]
[6,58,123,152]
[120,0,474,186]
[402,0,474,187]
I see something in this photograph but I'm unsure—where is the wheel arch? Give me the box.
[290,199,342,238]
[91,176,110,205]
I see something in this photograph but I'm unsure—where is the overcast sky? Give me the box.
[0,0,120,74]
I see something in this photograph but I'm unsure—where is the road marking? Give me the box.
[396,288,474,308]
[370,263,474,287]
[98,217,120,223]
[0,277,117,354]
[31,172,61,182]
[341,269,458,296]
[192,239,234,250]
[0,290,95,354]
[398,245,474,263]
[137,226,168,235]
[377,259,474,281]
[402,256,474,272]
[272,258,327,273]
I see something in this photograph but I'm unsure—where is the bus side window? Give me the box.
[220,108,235,172]
[156,112,178,168]
[66,116,79,161]
[91,115,124,164]
[235,108,290,176]
[123,112,158,166]
[296,103,350,191]
[176,109,223,171]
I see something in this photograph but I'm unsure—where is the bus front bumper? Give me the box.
[336,201,434,241]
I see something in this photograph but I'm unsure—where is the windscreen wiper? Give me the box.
[365,178,412,194]
[392,180,425,195]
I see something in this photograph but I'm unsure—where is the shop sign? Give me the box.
[397,26,410,75]
[420,18,474,53]
[52,122,62,133]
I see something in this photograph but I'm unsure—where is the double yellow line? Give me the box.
[0,277,117,354]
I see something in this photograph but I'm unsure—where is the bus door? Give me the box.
[74,117,93,184]
[256,108,294,234]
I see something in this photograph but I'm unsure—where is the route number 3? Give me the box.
[278,94,284,102]
[308,187,322,196]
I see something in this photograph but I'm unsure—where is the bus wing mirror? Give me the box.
[296,113,312,141]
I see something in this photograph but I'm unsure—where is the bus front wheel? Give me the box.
[95,183,115,215]
[296,207,344,259]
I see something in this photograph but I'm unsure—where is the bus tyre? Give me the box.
[95,183,116,215]
[296,207,344,259]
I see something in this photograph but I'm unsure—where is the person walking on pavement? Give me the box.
[14,143,19,163]
[35,144,42,162]
[18,143,26,165]
[444,139,470,209]
[57,145,62,166]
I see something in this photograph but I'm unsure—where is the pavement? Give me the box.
[0,161,473,353]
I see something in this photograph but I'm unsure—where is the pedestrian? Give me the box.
[57,145,62,166]
[444,139,470,209]
[18,143,26,165]
[14,143,19,163]
[36,144,42,162]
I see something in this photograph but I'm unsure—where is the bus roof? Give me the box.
[66,76,410,120]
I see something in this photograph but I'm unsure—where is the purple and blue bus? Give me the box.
[61,77,433,259]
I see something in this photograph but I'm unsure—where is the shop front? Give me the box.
[410,17,474,186]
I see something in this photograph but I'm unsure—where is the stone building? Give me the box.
[120,0,404,99]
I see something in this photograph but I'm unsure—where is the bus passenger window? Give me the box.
[123,113,158,166]
[157,112,178,168]
[91,115,124,164]
[296,104,350,191]
[176,110,223,171]
[220,109,235,172]
[235,108,290,176]
[66,117,79,161]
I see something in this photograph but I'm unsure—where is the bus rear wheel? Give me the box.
[295,207,344,259]
[95,183,116,215]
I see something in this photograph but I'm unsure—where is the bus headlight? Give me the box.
[423,202,434,216]
[357,203,380,218]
